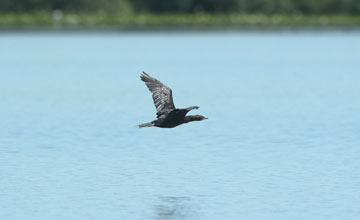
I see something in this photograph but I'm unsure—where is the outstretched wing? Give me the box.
[140,72,176,118]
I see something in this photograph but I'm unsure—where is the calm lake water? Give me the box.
[1,30,360,220]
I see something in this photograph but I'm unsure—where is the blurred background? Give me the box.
[1,1,360,220]
[0,0,360,27]
[1,0,359,13]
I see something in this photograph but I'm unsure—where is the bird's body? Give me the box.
[139,72,207,128]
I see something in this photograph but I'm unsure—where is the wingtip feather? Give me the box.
[140,71,151,80]
[141,71,150,77]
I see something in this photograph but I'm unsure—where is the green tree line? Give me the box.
[1,0,360,14]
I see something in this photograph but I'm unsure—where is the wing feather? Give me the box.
[140,72,176,117]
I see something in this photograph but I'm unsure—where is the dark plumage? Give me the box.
[139,72,207,128]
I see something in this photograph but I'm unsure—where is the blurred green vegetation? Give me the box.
[1,0,360,14]
[0,0,360,26]
[1,13,359,27]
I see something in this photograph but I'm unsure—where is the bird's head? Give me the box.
[194,115,208,121]
[184,115,208,123]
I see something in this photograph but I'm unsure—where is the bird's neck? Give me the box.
[184,115,199,123]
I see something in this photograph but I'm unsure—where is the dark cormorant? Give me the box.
[139,72,207,128]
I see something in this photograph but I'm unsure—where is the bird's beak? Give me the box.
[204,117,208,120]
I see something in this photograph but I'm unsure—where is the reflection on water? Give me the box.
[155,196,193,220]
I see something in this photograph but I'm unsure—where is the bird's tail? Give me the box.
[138,122,154,128]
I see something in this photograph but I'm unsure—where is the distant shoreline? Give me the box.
[1,13,360,29]
[1,25,360,34]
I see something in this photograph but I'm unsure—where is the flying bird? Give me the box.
[139,72,207,128]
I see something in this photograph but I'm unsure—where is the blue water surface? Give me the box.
[1,31,360,220]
